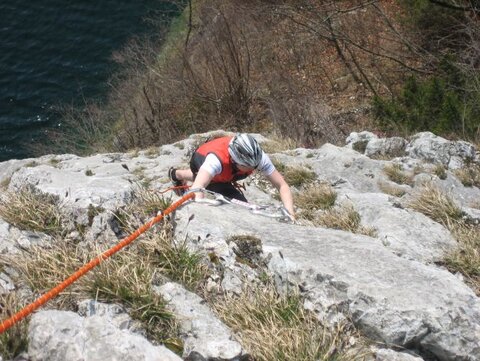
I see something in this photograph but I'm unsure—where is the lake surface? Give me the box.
[0,0,169,161]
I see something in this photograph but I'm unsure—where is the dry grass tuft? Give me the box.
[3,238,181,346]
[315,204,377,237]
[212,282,370,361]
[454,165,480,188]
[295,183,337,210]
[0,177,11,190]
[407,183,480,294]
[272,159,317,188]
[144,146,159,158]
[114,187,174,234]
[444,223,480,294]
[295,183,337,221]
[378,180,407,197]
[3,241,88,309]
[2,226,209,348]
[433,164,447,180]
[0,292,30,359]
[130,188,173,217]
[25,161,39,168]
[383,163,414,186]
[407,183,464,226]
[261,136,298,154]
[0,186,66,236]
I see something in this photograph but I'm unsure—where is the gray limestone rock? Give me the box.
[293,143,387,193]
[375,348,424,361]
[0,219,52,256]
[410,172,480,209]
[8,159,133,224]
[337,191,456,262]
[406,132,476,169]
[174,202,480,361]
[0,272,15,295]
[463,207,480,225]
[346,131,378,153]
[84,211,120,244]
[1,130,479,361]
[0,219,18,255]
[28,309,182,361]
[155,282,244,360]
[365,137,407,158]
[77,300,138,332]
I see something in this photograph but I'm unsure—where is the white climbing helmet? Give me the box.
[228,133,263,168]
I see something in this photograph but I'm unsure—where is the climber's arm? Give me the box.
[266,170,295,219]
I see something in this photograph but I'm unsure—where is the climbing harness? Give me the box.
[187,188,295,223]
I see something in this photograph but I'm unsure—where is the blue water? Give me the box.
[0,0,169,161]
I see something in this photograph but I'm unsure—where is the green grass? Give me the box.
[49,158,61,167]
[2,233,187,351]
[25,161,39,168]
[155,2,192,67]
[352,140,369,154]
[146,232,210,291]
[0,208,211,352]
[3,241,86,309]
[88,245,179,347]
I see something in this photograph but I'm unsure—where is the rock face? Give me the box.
[155,282,245,360]
[174,202,480,361]
[406,132,477,169]
[375,349,424,361]
[28,305,182,361]
[0,131,479,361]
[336,192,456,262]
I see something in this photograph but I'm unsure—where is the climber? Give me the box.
[168,133,295,219]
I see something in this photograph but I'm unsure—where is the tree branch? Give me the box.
[428,0,474,12]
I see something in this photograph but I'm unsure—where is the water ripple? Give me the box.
[0,0,166,161]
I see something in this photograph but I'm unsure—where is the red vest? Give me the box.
[196,137,253,183]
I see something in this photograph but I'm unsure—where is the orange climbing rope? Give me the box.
[0,191,195,334]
